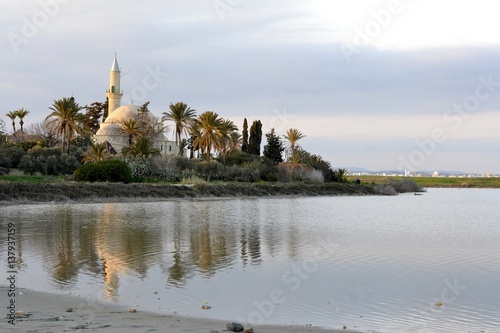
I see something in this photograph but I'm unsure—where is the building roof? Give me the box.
[111,53,120,72]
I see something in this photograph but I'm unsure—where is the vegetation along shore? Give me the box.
[2,98,426,204]
[0,180,420,204]
[3,97,494,206]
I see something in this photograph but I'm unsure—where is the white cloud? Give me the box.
[2,0,500,173]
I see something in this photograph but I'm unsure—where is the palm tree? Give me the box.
[122,137,160,158]
[15,108,29,139]
[82,143,110,164]
[120,119,141,146]
[0,138,17,174]
[179,138,187,156]
[284,128,305,162]
[333,168,349,183]
[228,131,242,153]
[218,119,238,162]
[191,111,224,161]
[46,97,84,153]
[162,102,196,155]
[5,111,17,135]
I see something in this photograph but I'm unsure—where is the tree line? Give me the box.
[2,97,349,183]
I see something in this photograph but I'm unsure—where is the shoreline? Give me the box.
[3,287,362,333]
[0,182,378,205]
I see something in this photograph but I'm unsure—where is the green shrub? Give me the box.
[74,159,132,183]
[16,140,40,152]
[27,145,61,158]
[18,155,44,175]
[0,138,24,174]
[196,160,223,182]
[219,150,260,166]
[175,156,197,171]
[18,152,80,176]
[128,156,179,182]
[221,161,262,182]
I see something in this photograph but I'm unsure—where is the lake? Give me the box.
[1,188,499,332]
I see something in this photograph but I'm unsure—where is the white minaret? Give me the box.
[106,53,123,114]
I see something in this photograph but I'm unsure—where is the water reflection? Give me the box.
[94,204,161,300]
[20,200,271,299]
[1,190,500,332]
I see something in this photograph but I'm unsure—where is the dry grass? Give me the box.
[0,182,377,203]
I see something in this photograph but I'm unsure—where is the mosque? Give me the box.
[94,55,178,156]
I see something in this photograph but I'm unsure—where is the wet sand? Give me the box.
[2,287,364,333]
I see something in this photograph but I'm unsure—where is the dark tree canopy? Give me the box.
[263,128,284,164]
[241,118,248,153]
[137,101,150,114]
[102,97,110,121]
[84,101,106,135]
[247,120,262,156]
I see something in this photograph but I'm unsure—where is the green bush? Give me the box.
[221,161,262,182]
[0,138,25,173]
[219,150,260,166]
[18,153,80,176]
[16,140,40,152]
[74,159,132,183]
[18,155,45,175]
[128,156,179,182]
[27,145,61,158]
[196,160,223,182]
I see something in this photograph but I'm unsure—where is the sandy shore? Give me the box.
[3,287,363,333]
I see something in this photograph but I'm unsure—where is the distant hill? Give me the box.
[344,166,372,173]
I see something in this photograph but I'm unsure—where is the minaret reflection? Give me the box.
[95,203,160,301]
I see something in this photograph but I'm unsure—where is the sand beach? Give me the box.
[2,287,362,333]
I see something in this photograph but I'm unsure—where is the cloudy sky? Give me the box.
[1,0,499,174]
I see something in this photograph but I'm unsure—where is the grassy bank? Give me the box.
[350,176,500,188]
[0,181,379,203]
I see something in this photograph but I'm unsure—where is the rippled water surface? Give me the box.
[1,188,500,332]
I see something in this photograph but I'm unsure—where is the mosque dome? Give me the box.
[104,104,157,124]
[94,104,161,152]
[94,122,122,138]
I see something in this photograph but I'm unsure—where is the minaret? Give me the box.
[106,53,123,114]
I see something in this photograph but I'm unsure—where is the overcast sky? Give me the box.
[1,0,499,173]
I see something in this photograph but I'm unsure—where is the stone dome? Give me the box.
[94,122,123,138]
[95,104,159,153]
[104,104,157,124]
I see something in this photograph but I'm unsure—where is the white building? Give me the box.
[95,55,178,156]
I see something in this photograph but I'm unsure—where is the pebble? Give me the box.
[226,322,244,332]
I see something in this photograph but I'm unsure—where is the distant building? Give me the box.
[432,171,439,177]
[404,169,413,177]
[95,54,178,156]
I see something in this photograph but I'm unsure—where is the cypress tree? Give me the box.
[248,120,262,156]
[241,118,248,152]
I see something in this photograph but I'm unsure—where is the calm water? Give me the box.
[1,188,500,332]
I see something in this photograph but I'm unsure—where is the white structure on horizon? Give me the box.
[95,54,178,156]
